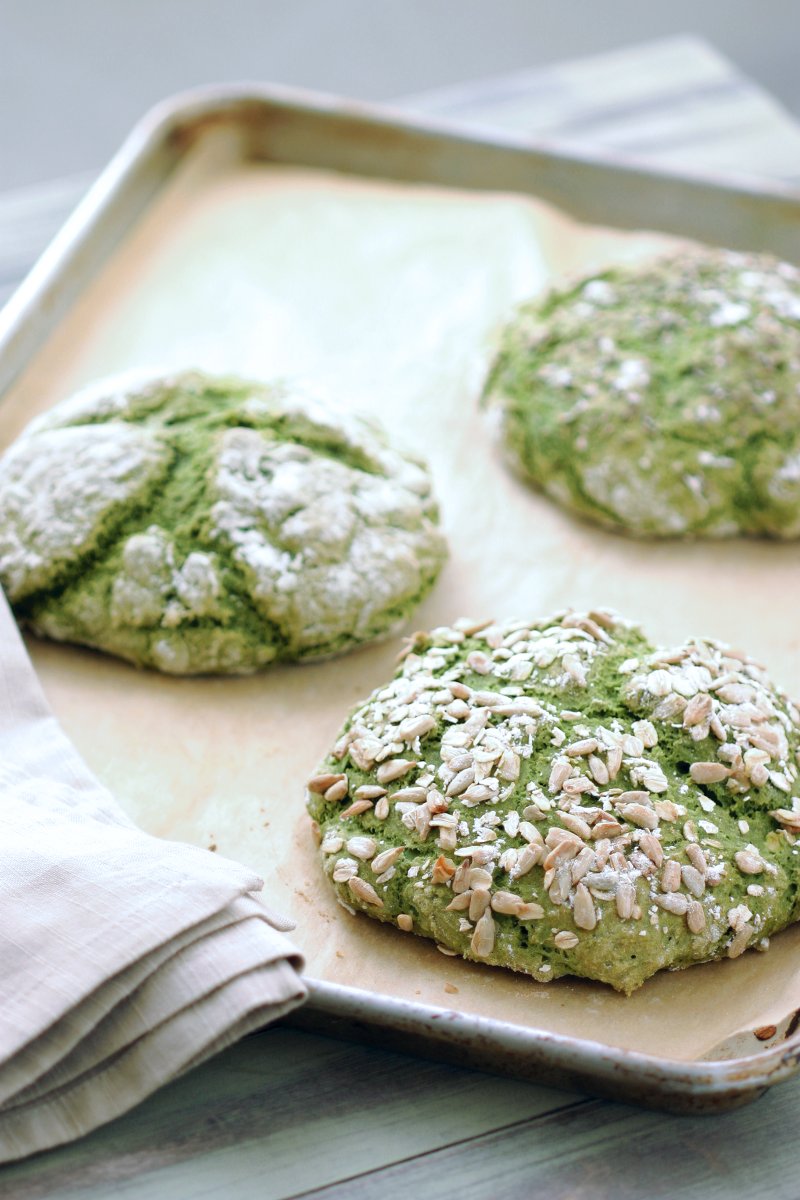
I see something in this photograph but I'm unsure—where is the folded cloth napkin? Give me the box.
[0,592,306,1162]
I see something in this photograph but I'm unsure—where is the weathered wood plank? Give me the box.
[0,1028,585,1200]
[404,35,800,187]
[303,1072,800,1200]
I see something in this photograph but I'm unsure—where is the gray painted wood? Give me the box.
[0,1028,584,1198]
[303,1073,800,1200]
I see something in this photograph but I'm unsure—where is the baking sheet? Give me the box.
[4,133,800,1063]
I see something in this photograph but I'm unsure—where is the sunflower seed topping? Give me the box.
[346,836,377,860]
[324,779,349,803]
[348,877,384,907]
[735,849,765,875]
[686,900,706,934]
[376,759,417,784]
[471,911,496,957]
[371,846,404,874]
[308,773,346,794]
[311,611,800,990]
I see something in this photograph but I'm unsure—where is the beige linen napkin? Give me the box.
[0,592,307,1162]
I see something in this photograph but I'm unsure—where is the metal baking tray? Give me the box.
[2,84,800,1113]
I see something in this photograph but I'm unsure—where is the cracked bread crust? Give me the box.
[0,370,447,674]
[482,248,800,538]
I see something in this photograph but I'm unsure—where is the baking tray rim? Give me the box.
[3,79,800,389]
[2,80,800,1107]
[300,979,800,1100]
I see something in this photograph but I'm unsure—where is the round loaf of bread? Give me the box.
[308,610,800,993]
[0,371,447,673]
[482,248,800,537]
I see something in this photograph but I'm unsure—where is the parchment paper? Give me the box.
[4,137,800,1061]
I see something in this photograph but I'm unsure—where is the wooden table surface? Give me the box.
[3,37,800,1199]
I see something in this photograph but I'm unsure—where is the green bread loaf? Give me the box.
[307,610,800,993]
[482,247,800,538]
[0,371,447,673]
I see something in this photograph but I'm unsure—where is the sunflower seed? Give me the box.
[616,791,651,805]
[620,803,659,831]
[690,762,729,784]
[470,911,496,958]
[511,844,541,878]
[333,857,359,882]
[544,840,583,871]
[621,734,645,757]
[468,866,494,890]
[573,882,597,930]
[592,818,624,839]
[376,760,417,785]
[735,849,765,874]
[497,749,521,781]
[339,799,373,819]
[355,784,388,800]
[468,889,491,921]
[646,670,674,697]
[638,833,663,867]
[587,755,610,785]
[562,654,587,686]
[446,768,475,797]
[431,855,456,885]
[654,892,689,915]
[653,799,682,823]
[466,650,492,674]
[490,890,523,915]
[397,715,436,742]
[371,846,404,874]
[727,923,754,959]
[548,758,573,793]
[560,812,593,840]
[566,738,598,757]
[686,900,706,934]
[348,736,384,770]
[614,879,635,919]
[681,865,706,897]
[771,808,800,830]
[348,877,384,907]
[632,720,659,748]
[308,772,346,794]
[652,693,687,721]
[391,787,428,805]
[325,779,350,803]
[346,836,377,860]
[683,693,714,727]
[770,771,792,793]
[517,821,543,847]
